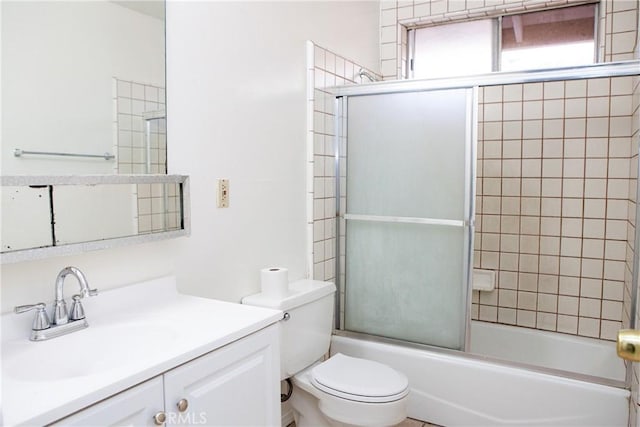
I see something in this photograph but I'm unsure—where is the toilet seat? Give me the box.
[310,353,409,403]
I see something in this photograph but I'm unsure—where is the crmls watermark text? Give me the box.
[165,412,208,425]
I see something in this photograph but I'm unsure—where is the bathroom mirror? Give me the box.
[0,175,190,264]
[1,0,166,175]
[0,1,173,262]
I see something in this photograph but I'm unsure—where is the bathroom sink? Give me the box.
[1,275,283,427]
[4,322,179,382]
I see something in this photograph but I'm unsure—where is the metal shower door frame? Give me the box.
[333,87,478,352]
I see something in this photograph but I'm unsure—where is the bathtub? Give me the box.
[331,321,630,426]
[470,321,626,382]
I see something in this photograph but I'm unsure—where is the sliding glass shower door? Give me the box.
[341,88,476,351]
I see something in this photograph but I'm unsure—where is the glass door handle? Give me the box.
[617,329,640,361]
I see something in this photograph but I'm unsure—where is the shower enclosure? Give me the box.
[333,60,640,396]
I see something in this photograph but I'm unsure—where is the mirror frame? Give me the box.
[1,174,190,264]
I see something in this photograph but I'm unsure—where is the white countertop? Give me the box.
[1,276,282,426]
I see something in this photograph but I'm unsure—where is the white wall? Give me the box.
[166,1,379,302]
[0,2,379,313]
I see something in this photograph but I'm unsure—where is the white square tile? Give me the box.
[602,280,624,301]
[562,198,583,217]
[565,80,587,98]
[539,255,560,275]
[522,120,542,139]
[564,98,586,118]
[544,81,564,99]
[542,159,562,177]
[583,239,604,259]
[605,219,628,240]
[610,117,632,138]
[584,178,607,198]
[583,218,605,239]
[503,102,522,121]
[503,178,522,196]
[541,197,561,216]
[586,138,608,157]
[543,119,564,138]
[523,100,543,120]
[604,259,626,281]
[602,300,623,321]
[559,276,580,296]
[557,315,578,334]
[582,258,604,279]
[541,178,561,196]
[584,199,606,218]
[587,78,610,97]
[523,83,543,100]
[610,95,632,116]
[605,240,627,261]
[563,158,584,178]
[586,117,610,138]
[609,158,630,178]
[543,99,564,119]
[587,96,609,117]
[561,237,582,257]
[564,179,587,200]
[585,159,608,178]
[522,139,542,158]
[564,118,586,138]
[522,178,541,197]
[541,217,561,236]
[484,86,503,103]
[540,236,560,255]
[503,121,522,139]
[564,138,585,158]
[579,298,602,318]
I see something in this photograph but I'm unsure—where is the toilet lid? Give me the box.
[310,353,409,403]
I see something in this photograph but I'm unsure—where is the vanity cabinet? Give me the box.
[52,326,280,426]
[52,377,164,426]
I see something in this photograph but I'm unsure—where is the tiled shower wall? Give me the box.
[380,0,638,81]
[472,76,636,341]
[306,41,381,282]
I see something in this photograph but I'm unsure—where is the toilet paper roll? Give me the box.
[260,267,289,298]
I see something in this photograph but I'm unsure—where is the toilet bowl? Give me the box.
[291,353,409,427]
[241,280,409,427]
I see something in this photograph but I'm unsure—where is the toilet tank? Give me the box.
[242,280,336,380]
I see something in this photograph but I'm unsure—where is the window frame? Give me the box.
[406,3,600,79]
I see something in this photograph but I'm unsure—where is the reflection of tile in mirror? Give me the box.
[113,77,166,175]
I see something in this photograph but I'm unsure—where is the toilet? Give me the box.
[242,280,409,427]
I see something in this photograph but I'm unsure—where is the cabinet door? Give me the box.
[164,325,280,427]
[51,377,164,426]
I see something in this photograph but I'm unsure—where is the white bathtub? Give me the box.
[331,322,630,426]
[470,321,626,382]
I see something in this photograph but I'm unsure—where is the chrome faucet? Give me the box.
[53,266,98,325]
[14,266,98,341]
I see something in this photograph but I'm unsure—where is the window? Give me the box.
[411,19,496,79]
[409,4,597,79]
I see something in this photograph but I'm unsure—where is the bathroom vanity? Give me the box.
[1,276,282,426]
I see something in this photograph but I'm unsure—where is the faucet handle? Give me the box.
[87,288,98,297]
[69,295,86,321]
[14,303,51,331]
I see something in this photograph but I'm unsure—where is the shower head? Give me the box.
[356,68,380,83]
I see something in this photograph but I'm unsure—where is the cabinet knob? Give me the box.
[177,398,189,412]
[153,411,166,425]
